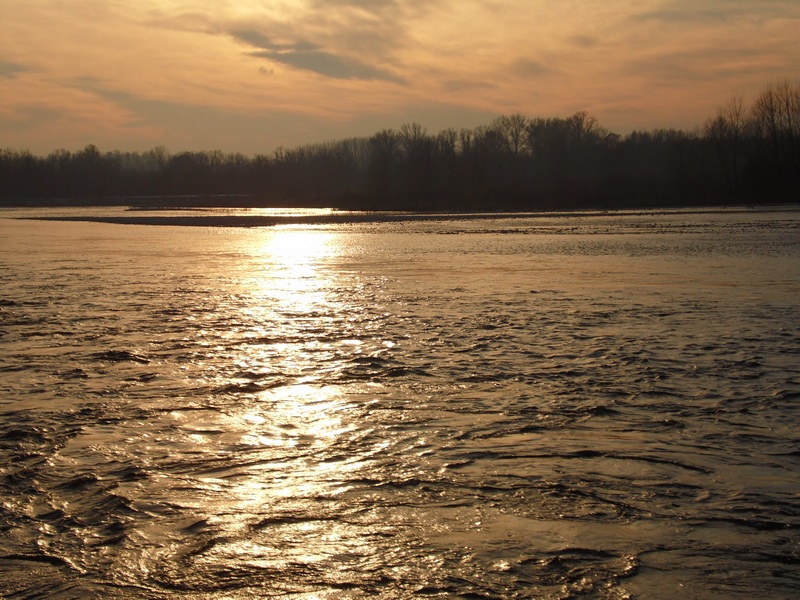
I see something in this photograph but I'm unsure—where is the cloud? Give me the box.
[443,80,497,93]
[631,0,800,23]
[616,2,800,87]
[149,2,415,83]
[308,0,400,8]
[512,58,555,77]
[0,106,63,133]
[568,35,599,48]
[0,61,27,79]
[626,44,796,85]
[230,29,404,82]
[144,9,214,33]
[249,48,403,82]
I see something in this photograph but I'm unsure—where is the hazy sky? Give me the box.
[2,0,799,155]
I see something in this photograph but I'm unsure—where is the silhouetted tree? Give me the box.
[397,123,434,206]
[705,97,747,198]
[367,129,400,206]
[747,79,800,198]
[493,114,529,156]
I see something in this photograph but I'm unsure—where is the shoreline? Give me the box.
[10,203,800,227]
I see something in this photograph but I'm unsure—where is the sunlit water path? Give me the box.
[1,207,799,598]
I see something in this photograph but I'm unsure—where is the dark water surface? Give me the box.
[1,207,799,598]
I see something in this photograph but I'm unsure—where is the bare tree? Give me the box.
[398,122,428,155]
[398,123,434,203]
[750,79,800,164]
[704,96,747,196]
[493,114,529,155]
[457,128,473,154]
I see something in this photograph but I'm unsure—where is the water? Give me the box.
[1,206,799,598]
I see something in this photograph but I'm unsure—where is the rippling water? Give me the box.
[1,207,799,599]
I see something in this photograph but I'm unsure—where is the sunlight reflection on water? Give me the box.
[175,228,392,589]
[256,229,336,303]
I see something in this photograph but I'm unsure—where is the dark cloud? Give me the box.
[230,30,313,53]
[230,29,276,50]
[632,0,800,23]
[228,1,446,78]
[512,58,554,77]
[230,29,405,83]
[569,35,600,48]
[147,2,435,83]
[249,48,402,82]
[443,79,497,92]
[0,61,27,79]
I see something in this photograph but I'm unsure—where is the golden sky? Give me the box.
[2,0,799,155]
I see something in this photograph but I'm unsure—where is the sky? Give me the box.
[2,0,800,156]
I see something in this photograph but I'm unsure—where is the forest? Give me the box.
[1,81,799,211]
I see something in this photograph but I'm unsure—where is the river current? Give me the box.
[1,206,799,598]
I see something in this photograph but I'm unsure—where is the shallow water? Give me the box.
[1,206,799,598]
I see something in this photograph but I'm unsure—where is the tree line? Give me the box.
[2,80,799,211]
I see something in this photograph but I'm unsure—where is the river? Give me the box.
[1,206,799,598]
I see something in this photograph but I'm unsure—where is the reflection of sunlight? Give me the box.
[260,227,337,272]
[253,228,340,314]
[171,227,385,580]
[235,384,356,451]
[183,382,378,574]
